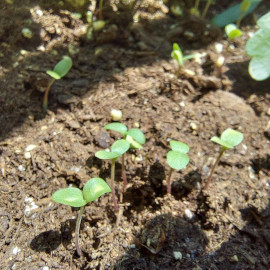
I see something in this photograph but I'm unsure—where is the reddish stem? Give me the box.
[43,78,56,110]
[75,206,84,257]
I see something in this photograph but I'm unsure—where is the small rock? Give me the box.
[43,267,50,270]
[173,251,182,260]
[190,122,197,130]
[267,107,270,116]
[184,209,194,219]
[18,165,25,172]
[214,42,223,53]
[24,152,31,159]
[111,109,122,121]
[25,144,37,152]
[12,246,21,255]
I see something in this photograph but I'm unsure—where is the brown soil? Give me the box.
[0,1,270,269]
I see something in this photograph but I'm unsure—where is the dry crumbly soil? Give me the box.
[0,1,270,269]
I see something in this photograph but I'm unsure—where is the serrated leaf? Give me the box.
[104,122,127,136]
[52,187,86,207]
[46,70,61,80]
[127,129,145,145]
[170,140,189,153]
[221,128,244,147]
[83,178,111,203]
[111,139,130,156]
[95,150,119,160]
[53,56,72,78]
[167,151,189,170]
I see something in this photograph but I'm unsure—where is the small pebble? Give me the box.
[185,209,194,219]
[12,246,21,255]
[190,122,197,130]
[173,251,182,260]
[214,42,223,53]
[24,152,31,159]
[43,267,50,270]
[25,144,37,152]
[18,165,25,172]
[110,109,122,121]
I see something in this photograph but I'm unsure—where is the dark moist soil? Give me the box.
[0,1,270,269]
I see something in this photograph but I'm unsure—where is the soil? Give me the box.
[0,0,270,269]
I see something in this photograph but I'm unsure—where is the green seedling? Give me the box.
[95,139,130,212]
[190,0,213,18]
[225,24,242,40]
[237,0,251,27]
[202,0,213,19]
[44,56,72,110]
[166,141,190,194]
[52,178,111,257]
[171,43,196,73]
[104,122,145,191]
[246,11,270,81]
[206,128,244,189]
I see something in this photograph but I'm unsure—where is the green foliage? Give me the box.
[212,0,261,27]
[52,178,111,207]
[95,139,130,160]
[46,56,73,80]
[225,24,242,40]
[104,123,128,136]
[166,141,190,171]
[211,128,244,149]
[246,11,270,81]
[171,43,196,69]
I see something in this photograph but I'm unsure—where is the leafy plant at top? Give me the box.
[95,139,130,212]
[212,0,261,27]
[205,128,244,189]
[52,178,111,256]
[225,24,242,40]
[245,11,270,81]
[44,56,72,110]
[190,0,214,18]
[104,122,145,191]
[171,43,196,73]
[166,140,190,194]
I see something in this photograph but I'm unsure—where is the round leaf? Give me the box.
[221,128,244,147]
[166,150,189,170]
[170,140,189,153]
[248,55,270,81]
[104,122,127,136]
[127,129,145,145]
[95,150,119,160]
[52,187,86,207]
[257,11,270,31]
[53,56,72,78]
[46,70,61,80]
[111,139,130,156]
[210,136,234,149]
[126,135,142,149]
[83,178,111,203]
[225,24,242,39]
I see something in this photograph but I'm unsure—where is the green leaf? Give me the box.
[104,122,127,136]
[257,11,270,30]
[111,139,130,156]
[212,1,261,27]
[248,55,270,81]
[53,56,72,78]
[126,135,142,149]
[221,128,244,147]
[167,151,189,170]
[210,136,234,149]
[171,50,184,67]
[240,0,251,13]
[95,150,119,160]
[173,43,181,52]
[52,187,86,207]
[46,70,61,80]
[83,178,111,203]
[225,24,242,39]
[170,140,189,153]
[127,129,145,145]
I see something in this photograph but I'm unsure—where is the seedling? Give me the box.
[95,139,130,212]
[190,0,213,18]
[205,128,244,189]
[237,0,251,27]
[171,43,196,73]
[225,24,242,40]
[44,56,72,110]
[52,178,111,256]
[246,11,270,81]
[104,122,145,191]
[166,141,190,194]
[202,0,213,19]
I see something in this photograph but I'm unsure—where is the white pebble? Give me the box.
[25,144,37,152]
[110,109,122,121]
[42,267,50,270]
[24,152,31,159]
[24,197,39,217]
[12,246,21,255]
[179,101,185,107]
[184,209,194,219]
[173,251,182,260]
[18,165,25,172]
[214,43,223,53]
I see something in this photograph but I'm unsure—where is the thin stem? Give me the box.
[75,206,84,257]
[202,0,212,18]
[194,0,200,10]
[121,154,127,192]
[111,159,119,212]
[167,168,174,194]
[205,147,226,189]
[43,78,56,110]
[99,0,104,20]
[237,13,243,28]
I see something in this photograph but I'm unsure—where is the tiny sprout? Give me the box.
[190,0,213,18]
[44,56,72,110]
[166,140,190,194]
[205,128,244,189]
[225,24,242,40]
[237,0,251,27]
[110,109,122,121]
[95,139,130,212]
[104,122,145,191]
[171,43,196,74]
[52,178,111,257]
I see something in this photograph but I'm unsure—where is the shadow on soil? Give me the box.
[114,200,270,269]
